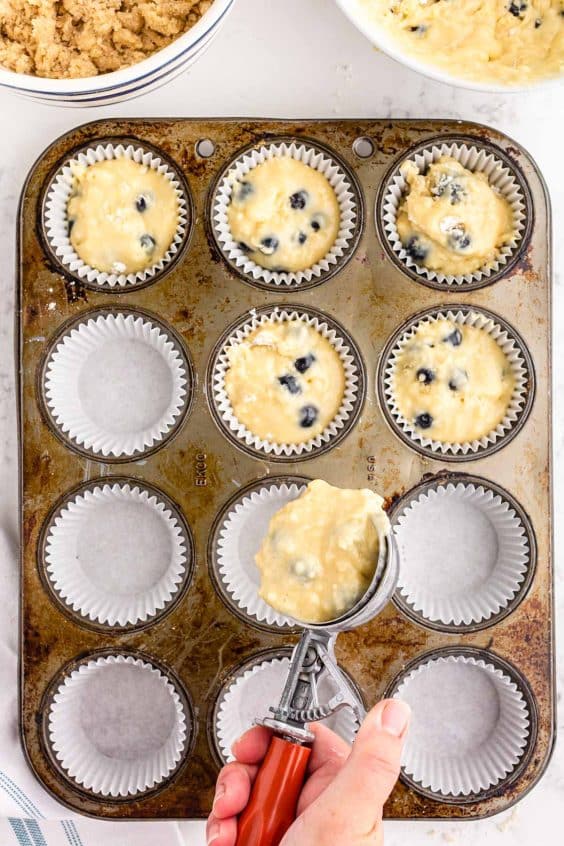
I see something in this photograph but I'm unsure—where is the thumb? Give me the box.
[287,699,410,845]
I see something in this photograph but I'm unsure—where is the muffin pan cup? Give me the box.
[42,139,192,290]
[377,136,533,290]
[210,137,364,289]
[18,118,553,821]
[378,304,534,460]
[208,304,365,460]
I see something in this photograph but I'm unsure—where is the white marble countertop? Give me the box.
[0,0,561,843]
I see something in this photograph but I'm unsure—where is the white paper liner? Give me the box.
[216,481,307,628]
[395,654,530,797]
[212,308,361,457]
[45,482,189,627]
[215,655,360,764]
[47,655,189,797]
[43,142,189,288]
[394,482,530,626]
[212,140,359,286]
[383,308,529,456]
[381,141,527,286]
[44,312,188,458]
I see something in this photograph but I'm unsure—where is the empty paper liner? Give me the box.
[43,480,193,628]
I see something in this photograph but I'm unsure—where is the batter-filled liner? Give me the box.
[212,651,360,764]
[46,654,191,798]
[393,478,533,629]
[211,139,362,288]
[43,481,192,629]
[379,138,530,288]
[42,309,191,460]
[390,651,532,799]
[209,306,364,459]
[378,306,533,459]
[42,141,190,289]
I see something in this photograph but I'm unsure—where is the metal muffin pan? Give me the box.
[17,118,553,820]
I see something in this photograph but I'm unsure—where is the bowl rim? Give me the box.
[334,0,564,94]
[0,0,234,95]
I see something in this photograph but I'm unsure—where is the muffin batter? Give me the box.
[255,479,390,624]
[397,157,514,276]
[227,157,340,272]
[0,0,212,78]
[392,318,515,443]
[67,158,179,274]
[224,319,345,444]
[355,0,564,86]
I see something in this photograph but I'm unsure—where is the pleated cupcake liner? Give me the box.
[393,653,530,797]
[43,142,189,288]
[43,311,189,458]
[44,482,189,627]
[211,307,362,457]
[47,655,189,798]
[212,139,360,286]
[381,307,530,457]
[380,139,528,287]
[394,481,531,626]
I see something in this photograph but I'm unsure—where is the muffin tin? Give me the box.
[17,118,553,819]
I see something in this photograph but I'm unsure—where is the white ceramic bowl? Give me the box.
[0,0,236,107]
[335,0,564,93]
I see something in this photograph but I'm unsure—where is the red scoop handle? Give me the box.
[235,735,311,846]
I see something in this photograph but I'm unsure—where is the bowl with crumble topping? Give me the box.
[335,0,564,91]
[0,0,235,105]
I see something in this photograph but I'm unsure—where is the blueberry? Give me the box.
[238,241,252,253]
[409,24,428,34]
[414,412,433,430]
[299,405,318,428]
[135,194,150,213]
[297,231,308,245]
[259,236,279,255]
[235,180,253,202]
[294,353,316,373]
[67,218,75,236]
[443,328,462,347]
[508,1,527,18]
[535,17,542,27]
[140,234,156,253]
[278,374,301,395]
[447,227,471,251]
[289,190,308,210]
[311,214,324,232]
[416,367,435,385]
[405,235,428,262]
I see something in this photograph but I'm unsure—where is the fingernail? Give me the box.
[212,781,226,810]
[381,699,411,737]
[207,821,220,844]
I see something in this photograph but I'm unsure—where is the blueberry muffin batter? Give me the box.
[392,318,515,443]
[224,319,345,444]
[397,157,514,276]
[356,0,564,85]
[67,158,179,275]
[255,480,390,624]
[227,156,340,272]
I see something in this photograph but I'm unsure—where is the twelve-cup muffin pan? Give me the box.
[17,118,554,819]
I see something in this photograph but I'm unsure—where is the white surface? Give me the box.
[0,0,561,843]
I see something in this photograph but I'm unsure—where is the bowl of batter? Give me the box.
[335,0,564,91]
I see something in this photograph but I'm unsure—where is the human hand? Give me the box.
[207,698,411,846]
